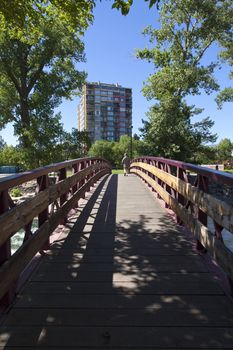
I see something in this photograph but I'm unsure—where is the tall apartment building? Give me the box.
[78,82,132,142]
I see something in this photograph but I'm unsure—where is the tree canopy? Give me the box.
[0,135,6,150]
[0,0,160,36]
[0,1,95,41]
[137,0,232,161]
[0,1,91,166]
[88,135,144,168]
[216,138,233,161]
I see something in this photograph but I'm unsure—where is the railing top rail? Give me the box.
[134,156,233,186]
[0,157,109,192]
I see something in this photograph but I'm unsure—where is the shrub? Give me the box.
[10,187,22,197]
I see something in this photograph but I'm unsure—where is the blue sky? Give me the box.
[1,0,232,145]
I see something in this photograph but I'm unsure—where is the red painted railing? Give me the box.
[130,156,233,293]
[0,157,111,308]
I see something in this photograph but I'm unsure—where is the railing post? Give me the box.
[58,167,67,223]
[0,190,14,308]
[79,160,86,199]
[176,167,188,224]
[37,174,50,249]
[72,162,79,208]
[87,159,93,192]
[158,162,168,208]
[85,159,91,193]
[151,160,156,192]
[196,174,208,253]
[157,161,163,200]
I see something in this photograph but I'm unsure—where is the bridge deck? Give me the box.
[1,174,233,349]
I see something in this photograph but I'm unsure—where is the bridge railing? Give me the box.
[130,156,233,291]
[0,157,111,307]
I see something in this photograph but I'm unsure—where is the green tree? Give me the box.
[88,135,145,167]
[137,0,231,161]
[0,0,160,37]
[0,145,23,167]
[0,16,88,153]
[18,113,66,168]
[112,0,159,14]
[114,135,145,167]
[0,135,6,149]
[216,11,233,109]
[216,87,233,109]
[60,129,91,160]
[0,1,95,41]
[194,145,217,165]
[88,140,116,165]
[216,138,233,161]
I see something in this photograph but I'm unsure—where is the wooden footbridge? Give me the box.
[0,156,233,349]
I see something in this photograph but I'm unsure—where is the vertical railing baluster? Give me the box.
[79,160,86,198]
[85,159,90,194]
[151,160,156,193]
[58,167,67,224]
[176,167,187,224]
[196,174,208,253]
[72,162,79,208]
[37,174,50,249]
[0,190,14,307]
[157,161,163,200]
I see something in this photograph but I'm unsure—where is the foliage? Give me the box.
[88,135,145,167]
[216,87,233,109]
[88,140,116,165]
[60,129,91,160]
[0,135,6,149]
[111,169,124,174]
[10,187,22,198]
[0,12,88,160]
[216,138,233,161]
[0,1,95,41]
[18,113,66,168]
[0,0,159,39]
[140,103,217,161]
[0,145,23,167]
[112,0,159,14]
[137,0,230,161]
[193,145,217,165]
[216,13,233,108]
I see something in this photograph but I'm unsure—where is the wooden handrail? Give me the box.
[0,157,111,306]
[0,157,108,192]
[130,158,233,291]
[134,156,233,186]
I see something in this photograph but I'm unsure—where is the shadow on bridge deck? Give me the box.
[0,174,233,349]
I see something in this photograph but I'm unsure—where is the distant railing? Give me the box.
[130,157,233,292]
[0,157,111,307]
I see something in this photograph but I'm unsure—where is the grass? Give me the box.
[225,169,233,174]
[112,169,124,174]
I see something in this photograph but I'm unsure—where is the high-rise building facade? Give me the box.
[78,82,132,142]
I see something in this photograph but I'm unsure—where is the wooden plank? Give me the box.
[132,169,233,281]
[5,303,233,326]
[14,293,233,310]
[1,325,233,348]
[34,256,208,274]
[132,162,233,234]
[0,158,111,192]
[23,273,224,295]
